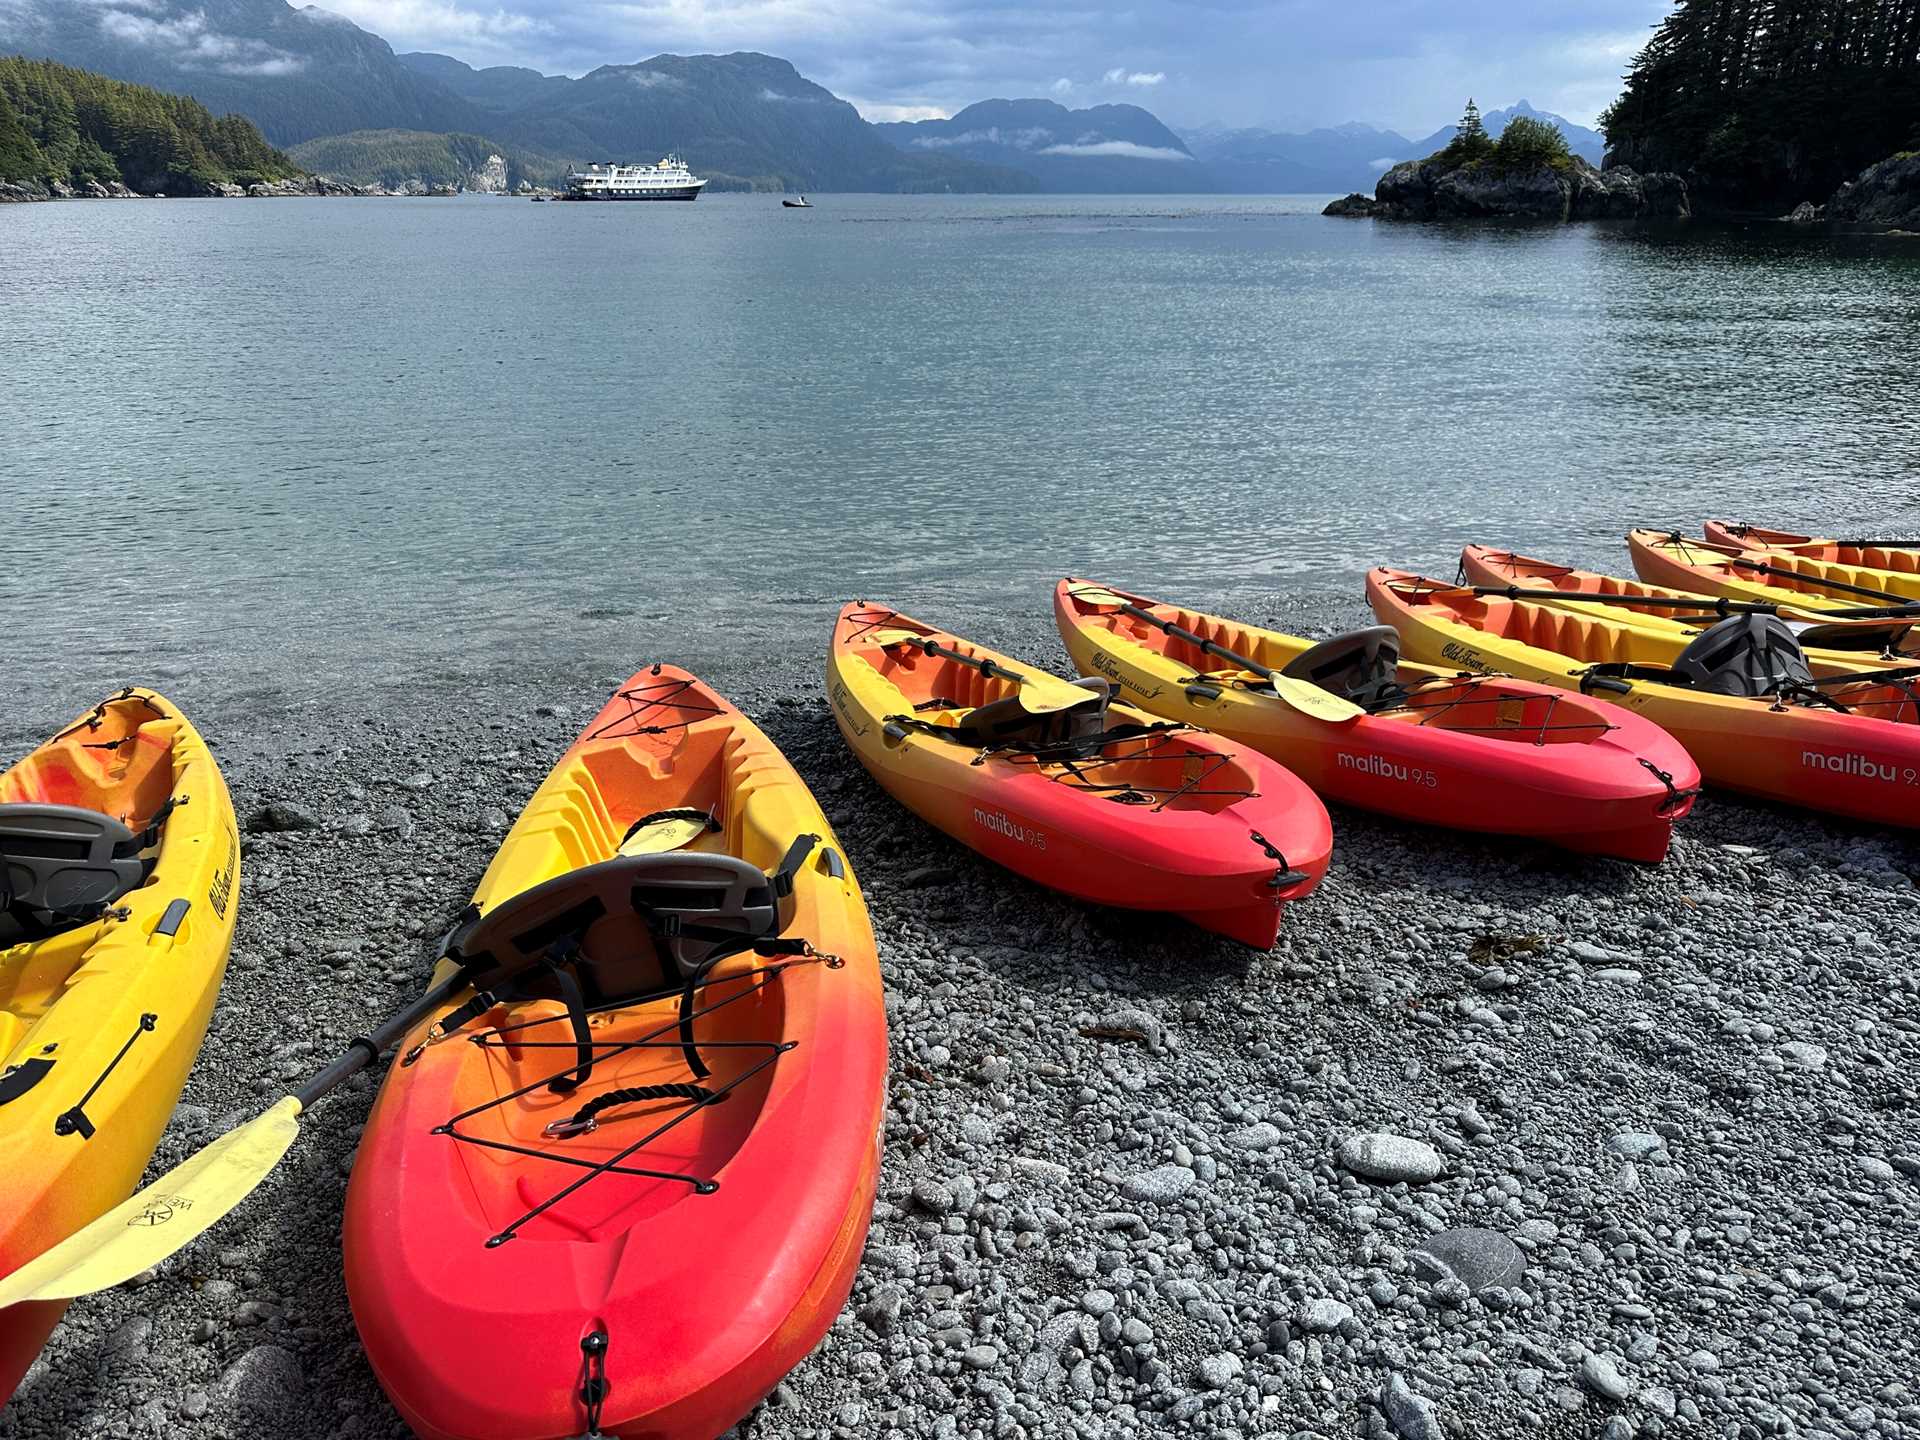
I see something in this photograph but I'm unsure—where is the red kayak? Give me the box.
[1054,578,1702,864]
[345,668,887,1439]
[827,602,1333,947]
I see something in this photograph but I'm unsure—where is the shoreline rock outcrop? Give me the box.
[1827,152,1920,230]
[1331,153,1690,222]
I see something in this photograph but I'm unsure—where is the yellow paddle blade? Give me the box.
[1069,584,1135,610]
[1015,672,1106,714]
[868,628,927,648]
[617,816,707,855]
[0,1097,304,1306]
[1266,675,1365,723]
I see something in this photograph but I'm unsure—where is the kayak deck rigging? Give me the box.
[429,951,840,1249]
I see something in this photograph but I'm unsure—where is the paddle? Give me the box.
[1458,583,1920,623]
[870,629,1097,716]
[1649,533,1918,604]
[0,971,470,1306]
[1067,582,1364,723]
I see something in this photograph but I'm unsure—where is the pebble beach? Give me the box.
[3,589,1916,1440]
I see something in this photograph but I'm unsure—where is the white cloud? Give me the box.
[295,5,361,23]
[855,101,950,123]
[1102,66,1126,84]
[1050,77,1073,94]
[1125,71,1164,87]
[1038,140,1191,161]
[95,8,308,74]
[911,125,1054,151]
[1367,154,1400,169]
[316,0,547,54]
[625,68,680,87]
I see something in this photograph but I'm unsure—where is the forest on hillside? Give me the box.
[1602,0,1920,206]
[0,56,300,195]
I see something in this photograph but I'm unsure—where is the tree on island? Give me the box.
[1442,99,1495,163]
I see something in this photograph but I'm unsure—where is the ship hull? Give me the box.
[561,186,704,201]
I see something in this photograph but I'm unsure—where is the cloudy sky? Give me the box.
[316,0,1671,133]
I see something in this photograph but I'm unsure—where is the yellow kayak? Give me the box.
[1,691,240,1400]
[1630,529,1920,606]
[1461,545,1916,670]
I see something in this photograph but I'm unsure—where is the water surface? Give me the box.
[4,193,1917,711]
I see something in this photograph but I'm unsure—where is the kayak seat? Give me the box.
[0,803,151,946]
[449,851,790,1008]
[1670,614,1813,697]
[443,843,816,1093]
[938,678,1112,749]
[1281,627,1404,710]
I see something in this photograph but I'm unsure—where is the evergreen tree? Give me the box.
[1602,0,1920,205]
[1439,97,1496,164]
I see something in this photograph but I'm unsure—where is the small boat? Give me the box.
[782,195,811,208]
[1460,545,1917,666]
[827,601,1331,948]
[1367,567,1920,829]
[530,195,548,202]
[1055,577,1698,863]
[346,666,887,1440]
[1630,529,1920,605]
[1,690,240,1402]
[1703,520,1920,571]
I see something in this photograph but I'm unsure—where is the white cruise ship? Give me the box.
[562,154,708,202]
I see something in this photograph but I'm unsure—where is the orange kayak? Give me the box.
[827,602,1332,947]
[1704,520,1920,574]
[1460,545,1917,666]
[1369,568,1920,828]
[1630,529,1920,606]
[345,667,886,1440]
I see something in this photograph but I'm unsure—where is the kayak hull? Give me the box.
[1368,568,1920,829]
[0,692,239,1404]
[828,603,1332,947]
[1630,529,1920,606]
[1703,521,1920,575]
[1054,578,1696,864]
[345,668,887,1440]
[1459,545,1910,669]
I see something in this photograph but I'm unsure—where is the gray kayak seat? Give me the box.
[1281,627,1404,709]
[1670,614,1813,697]
[446,850,792,1007]
[0,803,151,945]
[951,676,1112,749]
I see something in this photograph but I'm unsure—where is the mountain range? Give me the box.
[0,0,1609,193]
[1180,102,1608,194]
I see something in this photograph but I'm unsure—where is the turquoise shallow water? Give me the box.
[3,193,1917,710]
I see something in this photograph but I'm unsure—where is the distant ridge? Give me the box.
[876,99,1211,193]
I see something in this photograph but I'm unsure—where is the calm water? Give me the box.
[4,193,1918,710]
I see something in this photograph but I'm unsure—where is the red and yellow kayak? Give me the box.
[1054,577,1698,863]
[1368,568,1920,828]
[827,602,1332,947]
[2,692,239,1402]
[345,668,886,1440]
[1704,520,1920,574]
[1631,529,1920,606]
[1460,545,1916,668]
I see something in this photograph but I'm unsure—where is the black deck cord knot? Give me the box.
[579,1328,610,1436]
[1249,830,1310,891]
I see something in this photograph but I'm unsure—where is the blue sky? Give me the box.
[319,0,1671,132]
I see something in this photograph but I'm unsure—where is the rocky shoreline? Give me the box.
[0,175,559,203]
[1325,155,1689,223]
[2,591,1915,1440]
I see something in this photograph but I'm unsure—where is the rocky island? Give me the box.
[1325,102,1690,222]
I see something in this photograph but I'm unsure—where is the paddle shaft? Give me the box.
[1112,600,1277,680]
[1469,585,1920,621]
[293,971,468,1107]
[1658,534,1915,603]
[905,637,1026,686]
